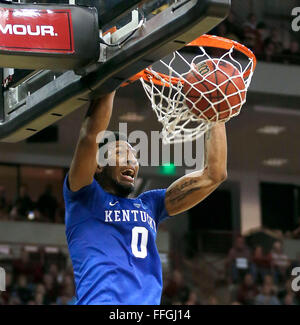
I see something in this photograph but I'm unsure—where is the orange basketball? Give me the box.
[182,59,246,121]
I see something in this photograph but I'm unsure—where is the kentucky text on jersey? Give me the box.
[63,173,170,305]
[104,209,157,232]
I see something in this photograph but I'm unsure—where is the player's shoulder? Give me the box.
[138,188,169,223]
[138,188,167,207]
[63,172,108,202]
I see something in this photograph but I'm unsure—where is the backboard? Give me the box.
[0,0,231,142]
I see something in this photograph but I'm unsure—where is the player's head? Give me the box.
[96,131,139,197]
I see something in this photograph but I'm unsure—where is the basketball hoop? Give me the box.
[122,35,257,144]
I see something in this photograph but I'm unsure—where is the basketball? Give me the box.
[182,59,246,121]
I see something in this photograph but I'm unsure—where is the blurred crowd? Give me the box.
[0,248,75,305]
[212,12,300,65]
[225,236,300,305]
[161,236,300,305]
[0,184,65,223]
[1,237,299,305]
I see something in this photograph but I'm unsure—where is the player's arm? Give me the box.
[68,92,116,192]
[165,122,227,216]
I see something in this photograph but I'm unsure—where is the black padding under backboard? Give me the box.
[0,0,231,142]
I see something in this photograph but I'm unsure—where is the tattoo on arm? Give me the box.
[203,129,211,168]
[167,186,202,203]
[166,178,199,203]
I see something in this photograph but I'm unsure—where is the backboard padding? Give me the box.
[0,0,231,142]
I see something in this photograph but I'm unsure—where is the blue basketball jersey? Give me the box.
[63,174,170,305]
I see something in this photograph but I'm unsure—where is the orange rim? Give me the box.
[121,34,257,87]
[121,70,182,87]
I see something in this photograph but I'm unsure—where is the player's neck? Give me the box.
[98,178,132,198]
[99,179,118,195]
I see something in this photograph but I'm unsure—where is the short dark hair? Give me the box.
[98,131,128,150]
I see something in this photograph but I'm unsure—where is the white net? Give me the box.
[139,40,255,144]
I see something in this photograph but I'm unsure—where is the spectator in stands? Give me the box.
[243,13,257,32]
[242,13,258,51]
[226,235,254,284]
[290,218,300,239]
[213,10,300,66]
[55,200,66,224]
[37,184,58,222]
[215,23,239,42]
[278,276,299,305]
[48,263,63,285]
[283,39,300,56]
[43,273,59,304]
[34,292,45,305]
[61,274,74,287]
[32,249,45,284]
[62,285,76,305]
[216,23,227,38]
[224,12,243,41]
[256,22,269,43]
[162,269,190,305]
[12,249,33,279]
[35,283,46,297]
[261,41,276,63]
[262,274,278,296]
[0,185,8,219]
[8,296,21,305]
[264,28,283,55]
[185,291,201,305]
[253,22,268,56]
[59,274,75,298]
[171,300,182,305]
[27,300,35,305]
[277,278,296,303]
[231,301,242,305]
[254,283,281,305]
[290,253,300,273]
[56,278,76,305]
[206,295,219,305]
[13,274,33,304]
[252,245,272,284]
[211,12,242,42]
[282,40,300,64]
[11,184,34,220]
[271,241,290,284]
[1,245,76,305]
[236,273,259,305]
[283,293,296,305]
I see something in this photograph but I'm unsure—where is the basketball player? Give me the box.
[63,91,227,305]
